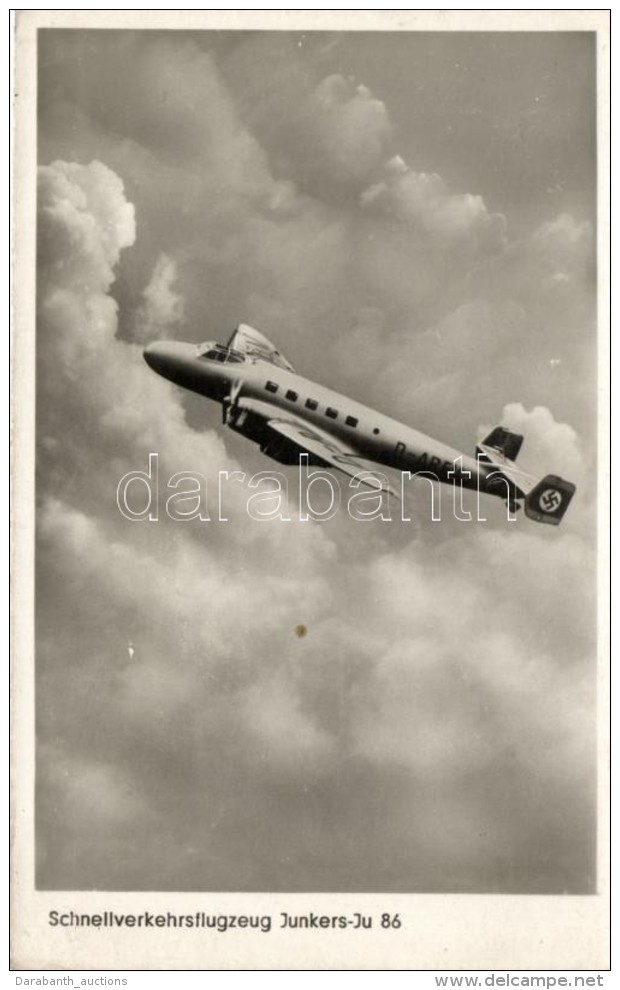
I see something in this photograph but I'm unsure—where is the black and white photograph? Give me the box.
[12,9,610,972]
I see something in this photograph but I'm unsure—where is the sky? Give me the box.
[35,29,598,893]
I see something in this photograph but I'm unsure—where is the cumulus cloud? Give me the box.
[38,159,136,295]
[473,210,595,312]
[529,213,594,288]
[37,160,238,491]
[489,403,585,484]
[34,32,598,894]
[291,74,392,191]
[132,253,185,342]
[361,155,506,254]
[35,162,342,889]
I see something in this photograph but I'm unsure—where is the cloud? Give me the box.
[36,159,343,887]
[38,159,136,295]
[132,253,185,342]
[37,160,239,491]
[361,155,506,254]
[34,32,598,894]
[291,74,392,191]
[489,403,585,484]
[530,213,594,278]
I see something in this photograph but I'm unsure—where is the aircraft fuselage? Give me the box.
[143,339,509,499]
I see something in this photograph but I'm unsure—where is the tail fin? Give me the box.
[524,474,576,525]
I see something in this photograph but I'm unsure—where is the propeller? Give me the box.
[222,378,243,426]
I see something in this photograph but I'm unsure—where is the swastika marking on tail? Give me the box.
[539,488,563,513]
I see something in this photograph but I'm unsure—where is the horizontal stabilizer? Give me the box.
[477,426,524,463]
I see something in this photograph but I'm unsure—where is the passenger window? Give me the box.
[305,398,318,411]
[325,407,338,419]
[265,381,278,393]
[286,390,298,402]
[345,415,358,428]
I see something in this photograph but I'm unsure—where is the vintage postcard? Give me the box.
[11,10,610,971]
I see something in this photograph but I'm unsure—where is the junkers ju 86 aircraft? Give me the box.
[144,324,575,525]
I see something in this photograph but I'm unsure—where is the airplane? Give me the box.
[143,323,576,525]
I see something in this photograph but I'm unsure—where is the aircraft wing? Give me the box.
[267,417,400,498]
[227,323,295,372]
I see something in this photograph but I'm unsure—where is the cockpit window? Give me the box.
[197,343,245,364]
[222,349,245,363]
